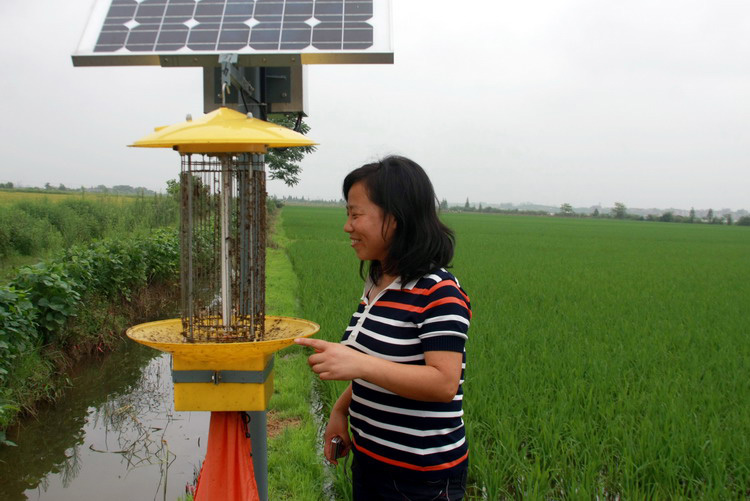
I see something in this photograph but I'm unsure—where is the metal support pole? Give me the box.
[247,409,269,501]
[220,157,233,328]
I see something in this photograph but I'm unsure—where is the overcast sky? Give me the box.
[0,0,748,210]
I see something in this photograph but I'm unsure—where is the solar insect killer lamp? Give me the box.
[73,1,394,495]
[125,107,319,500]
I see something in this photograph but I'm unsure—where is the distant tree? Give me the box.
[44,182,52,190]
[592,208,600,217]
[478,202,483,211]
[612,202,627,219]
[57,183,67,191]
[689,207,696,223]
[706,208,714,223]
[659,211,674,223]
[726,214,733,225]
[464,198,470,210]
[166,179,180,201]
[559,203,574,216]
[737,215,750,226]
[440,199,448,210]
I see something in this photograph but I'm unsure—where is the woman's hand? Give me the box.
[294,337,366,381]
[324,407,351,465]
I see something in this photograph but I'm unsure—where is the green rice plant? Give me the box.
[282,206,750,499]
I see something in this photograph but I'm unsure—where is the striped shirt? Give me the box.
[342,268,471,478]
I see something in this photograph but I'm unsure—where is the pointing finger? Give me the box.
[295,337,329,350]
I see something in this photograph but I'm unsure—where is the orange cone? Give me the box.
[194,412,260,501]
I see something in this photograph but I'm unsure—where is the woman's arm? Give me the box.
[294,338,462,403]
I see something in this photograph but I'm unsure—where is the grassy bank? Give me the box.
[265,212,329,500]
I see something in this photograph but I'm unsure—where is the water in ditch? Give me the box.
[0,340,210,501]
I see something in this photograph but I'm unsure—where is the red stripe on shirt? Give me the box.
[377,296,472,318]
[405,280,471,305]
[352,436,469,472]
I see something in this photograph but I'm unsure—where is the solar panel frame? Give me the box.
[72,0,393,67]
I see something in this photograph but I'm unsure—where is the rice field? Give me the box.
[282,205,750,499]
[0,189,136,206]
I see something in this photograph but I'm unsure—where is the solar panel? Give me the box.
[73,0,392,66]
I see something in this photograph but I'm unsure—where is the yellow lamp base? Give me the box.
[126,316,319,411]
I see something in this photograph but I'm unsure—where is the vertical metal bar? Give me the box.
[186,156,195,341]
[252,154,266,341]
[249,155,257,339]
[220,155,232,330]
[247,408,269,501]
[238,155,251,332]
[180,158,188,338]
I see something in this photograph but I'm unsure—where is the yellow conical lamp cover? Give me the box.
[130,107,317,153]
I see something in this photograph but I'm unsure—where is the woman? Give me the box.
[295,156,471,500]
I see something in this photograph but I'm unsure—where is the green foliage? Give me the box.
[0,286,37,385]
[0,229,180,432]
[2,229,179,344]
[737,215,750,226]
[659,211,674,222]
[0,347,56,428]
[0,206,63,259]
[612,201,627,219]
[166,178,180,202]
[559,203,574,216]
[265,114,317,186]
[57,229,179,301]
[10,263,81,345]
[0,194,177,264]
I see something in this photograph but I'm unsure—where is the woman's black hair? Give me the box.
[343,155,455,285]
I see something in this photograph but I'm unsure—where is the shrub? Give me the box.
[10,263,81,346]
[140,228,180,283]
[0,195,178,265]
[0,206,63,257]
[0,286,37,385]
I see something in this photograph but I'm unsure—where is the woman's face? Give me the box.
[344,181,395,263]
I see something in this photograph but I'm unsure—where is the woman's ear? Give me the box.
[382,214,397,240]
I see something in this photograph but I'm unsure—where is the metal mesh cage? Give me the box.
[179,153,266,342]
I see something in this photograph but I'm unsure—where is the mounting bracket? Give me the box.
[219,54,255,106]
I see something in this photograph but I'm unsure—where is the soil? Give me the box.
[266,410,302,439]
